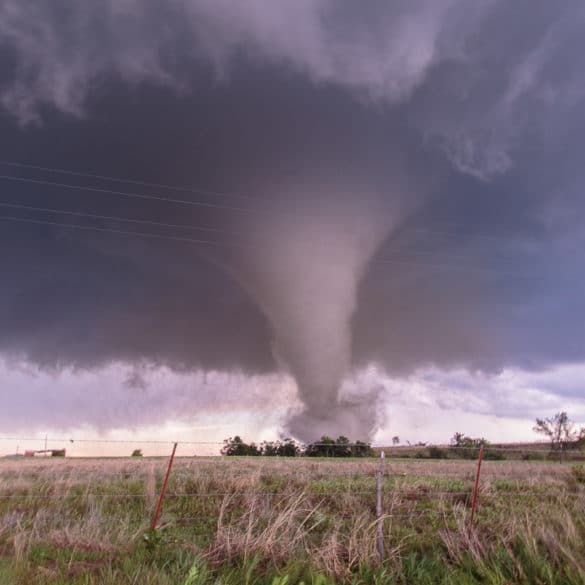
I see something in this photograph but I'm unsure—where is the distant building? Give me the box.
[23,449,66,457]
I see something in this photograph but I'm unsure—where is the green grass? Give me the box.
[0,457,584,583]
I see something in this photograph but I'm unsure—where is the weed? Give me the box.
[571,464,585,484]
[0,457,583,583]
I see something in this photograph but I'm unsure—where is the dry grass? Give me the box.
[0,456,583,583]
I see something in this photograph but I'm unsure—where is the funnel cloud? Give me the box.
[234,184,407,441]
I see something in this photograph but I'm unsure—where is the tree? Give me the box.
[305,435,336,457]
[333,436,352,457]
[277,438,301,457]
[351,440,374,458]
[305,436,373,458]
[449,433,505,461]
[450,433,487,460]
[221,436,261,456]
[261,441,280,456]
[392,436,400,446]
[131,449,143,457]
[259,438,301,457]
[222,435,372,458]
[533,412,585,463]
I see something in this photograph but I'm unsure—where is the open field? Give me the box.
[1,456,584,584]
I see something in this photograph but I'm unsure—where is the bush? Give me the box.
[221,436,261,456]
[450,432,494,459]
[428,446,448,459]
[260,439,301,457]
[571,464,585,484]
[305,436,373,457]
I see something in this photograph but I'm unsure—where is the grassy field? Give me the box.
[1,456,584,584]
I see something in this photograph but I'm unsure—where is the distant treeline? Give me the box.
[377,432,585,462]
[379,446,585,462]
[220,431,585,461]
[221,435,374,457]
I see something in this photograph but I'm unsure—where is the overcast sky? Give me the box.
[0,1,584,452]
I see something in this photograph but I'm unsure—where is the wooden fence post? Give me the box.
[151,442,178,531]
[468,444,484,536]
[376,450,385,561]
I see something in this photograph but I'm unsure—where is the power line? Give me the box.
[0,200,239,237]
[0,160,264,203]
[0,213,548,280]
[0,436,558,453]
[393,225,532,245]
[0,161,541,241]
[0,169,546,248]
[0,174,274,215]
[0,200,504,263]
[0,214,242,249]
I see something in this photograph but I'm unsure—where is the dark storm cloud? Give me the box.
[0,0,459,122]
[0,0,584,438]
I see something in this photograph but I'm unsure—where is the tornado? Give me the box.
[234,185,399,442]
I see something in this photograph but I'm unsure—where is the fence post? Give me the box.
[468,444,484,536]
[151,442,178,531]
[376,450,385,561]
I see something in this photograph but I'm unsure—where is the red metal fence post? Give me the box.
[151,442,178,531]
[468,444,484,536]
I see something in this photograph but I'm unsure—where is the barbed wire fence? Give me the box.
[1,436,583,560]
